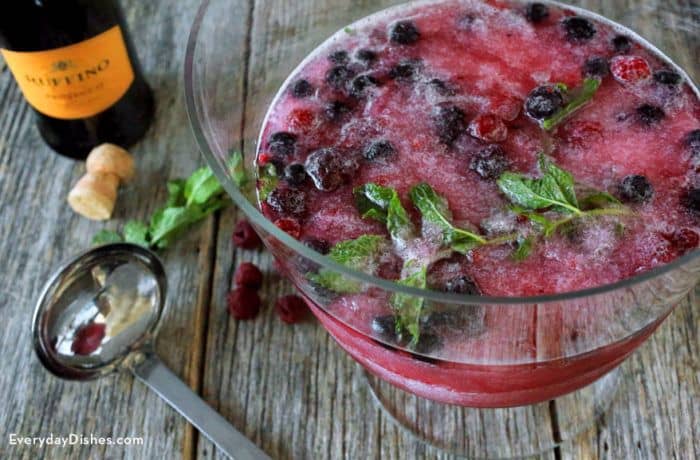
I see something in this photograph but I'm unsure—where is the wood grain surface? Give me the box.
[0,0,697,459]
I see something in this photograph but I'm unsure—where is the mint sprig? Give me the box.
[354,183,415,242]
[308,234,386,294]
[390,261,427,345]
[542,78,601,131]
[92,153,245,250]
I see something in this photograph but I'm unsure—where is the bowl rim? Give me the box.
[184,0,700,306]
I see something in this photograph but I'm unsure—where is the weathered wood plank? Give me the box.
[0,1,215,458]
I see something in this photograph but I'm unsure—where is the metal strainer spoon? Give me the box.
[31,243,269,460]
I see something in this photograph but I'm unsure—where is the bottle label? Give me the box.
[0,26,135,120]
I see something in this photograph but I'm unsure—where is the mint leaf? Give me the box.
[165,179,187,207]
[149,206,205,249]
[308,235,386,293]
[354,183,414,241]
[257,163,278,201]
[497,156,581,215]
[391,261,427,345]
[579,191,621,209]
[184,166,223,207]
[92,230,123,246]
[409,183,487,253]
[513,235,534,261]
[543,78,601,131]
[228,151,248,187]
[123,220,150,247]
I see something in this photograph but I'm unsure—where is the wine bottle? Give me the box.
[0,0,154,159]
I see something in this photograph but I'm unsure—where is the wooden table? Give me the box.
[1,0,698,458]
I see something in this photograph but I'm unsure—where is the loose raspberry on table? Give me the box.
[227,287,261,320]
[232,219,262,249]
[275,295,308,324]
[234,262,263,290]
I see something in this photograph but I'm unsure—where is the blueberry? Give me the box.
[612,35,631,54]
[684,129,700,155]
[390,20,420,45]
[653,69,682,86]
[291,79,314,98]
[356,48,378,65]
[283,163,307,186]
[349,74,379,97]
[328,50,349,65]
[525,3,549,23]
[305,147,359,191]
[268,132,297,157]
[469,145,509,180]
[371,315,399,341]
[303,237,330,255]
[389,59,421,81]
[325,65,356,90]
[582,56,609,78]
[444,275,481,295]
[364,139,396,161]
[428,78,455,96]
[636,104,665,126]
[681,188,700,215]
[433,104,466,145]
[412,332,443,355]
[267,187,308,217]
[524,85,564,119]
[618,175,654,203]
[562,16,596,43]
[324,100,352,122]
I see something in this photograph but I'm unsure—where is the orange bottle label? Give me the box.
[0,26,135,120]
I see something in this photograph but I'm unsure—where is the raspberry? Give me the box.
[227,287,261,320]
[610,55,651,85]
[257,152,273,166]
[468,114,508,142]
[71,323,106,356]
[489,95,521,121]
[234,262,263,289]
[232,219,262,249]
[287,108,315,133]
[275,295,308,324]
[274,217,301,239]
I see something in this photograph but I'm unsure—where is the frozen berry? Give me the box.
[371,315,399,341]
[583,56,609,78]
[356,48,378,65]
[612,35,632,54]
[636,104,665,126]
[326,65,356,90]
[653,69,682,86]
[227,287,261,320]
[433,104,466,145]
[444,275,481,295]
[328,50,349,64]
[350,74,379,97]
[305,147,359,191]
[268,132,297,157]
[232,219,262,249]
[291,79,314,98]
[390,20,420,45]
[618,174,654,203]
[610,55,651,84]
[468,114,508,142]
[324,100,352,122]
[470,145,510,179]
[389,59,421,81]
[665,228,699,255]
[684,129,700,155]
[283,163,307,186]
[274,217,301,239]
[303,237,330,254]
[267,187,307,217]
[525,3,549,23]
[71,323,106,355]
[412,332,443,354]
[275,295,308,324]
[428,78,455,96]
[682,188,700,215]
[234,262,263,289]
[524,85,564,120]
[364,139,396,161]
[287,108,315,132]
[562,16,596,43]
[456,14,476,30]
